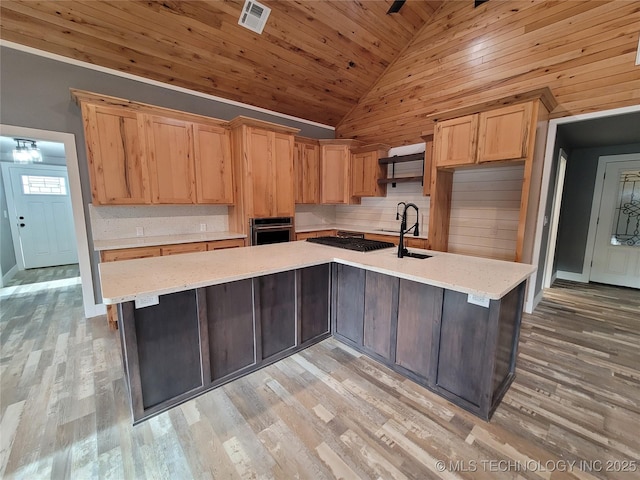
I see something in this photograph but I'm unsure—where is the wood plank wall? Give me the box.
[336,0,640,145]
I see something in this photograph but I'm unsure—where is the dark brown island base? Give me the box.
[115,261,525,424]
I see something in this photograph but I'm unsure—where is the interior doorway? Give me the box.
[2,162,78,269]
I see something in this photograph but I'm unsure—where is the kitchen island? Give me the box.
[100,241,534,423]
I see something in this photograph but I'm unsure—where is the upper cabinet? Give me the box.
[73,90,234,206]
[434,103,534,169]
[81,104,150,205]
[433,114,479,168]
[194,123,234,204]
[293,137,320,204]
[477,103,532,163]
[319,139,363,204]
[351,144,389,198]
[146,115,195,204]
[229,117,298,219]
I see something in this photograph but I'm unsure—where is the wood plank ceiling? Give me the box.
[0,0,443,126]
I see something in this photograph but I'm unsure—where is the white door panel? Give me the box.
[590,160,640,288]
[6,165,78,269]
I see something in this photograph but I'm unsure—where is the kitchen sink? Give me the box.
[403,252,432,259]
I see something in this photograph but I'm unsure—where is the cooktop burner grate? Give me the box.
[306,236,395,252]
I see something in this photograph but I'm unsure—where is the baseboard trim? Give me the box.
[1,264,18,287]
[556,271,589,283]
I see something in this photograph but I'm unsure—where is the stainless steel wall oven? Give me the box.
[250,217,294,245]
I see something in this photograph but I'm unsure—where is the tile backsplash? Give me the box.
[89,204,229,240]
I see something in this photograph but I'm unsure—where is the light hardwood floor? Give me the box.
[4,264,80,287]
[0,280,638,479]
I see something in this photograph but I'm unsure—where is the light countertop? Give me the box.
[94,231,246,251]
[99,241,535,304]
[296,224,429,240]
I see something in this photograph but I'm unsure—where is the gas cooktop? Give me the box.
[306,236,395,252]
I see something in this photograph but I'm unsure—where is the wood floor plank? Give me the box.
[0,279,638,479]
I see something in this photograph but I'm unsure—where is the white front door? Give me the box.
[590,160,640,288]
[5,164,78,269]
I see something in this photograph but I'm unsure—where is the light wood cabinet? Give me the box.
[296,229,336,240]
[74,90,235,206]
[81,104,150,205]
[351,144,389,197]
[293,137,320,204]
[100,246,161,263]
[229,117,298,222]
[206,238,246,250]
[161,243,207,255]
[428,89,557,262]
[194,123,234,204]
[319,140,363,204]
[146,115,195,204]
[364,233,399,245]
[477,103,532,163]
[433,114,479,168]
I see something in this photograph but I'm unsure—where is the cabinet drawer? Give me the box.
[364,233,399,245]
[161,243,207,255]
[100,246,161,262]
[405,237,428,249]
[206,238,245,250]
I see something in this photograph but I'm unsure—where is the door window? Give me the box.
[610,170,640,246]
[21,175,67,195]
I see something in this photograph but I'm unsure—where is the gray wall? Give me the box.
[555,142,640,273]
[534,130,570,294]
[0,167,17,279]
[0,46,334,300]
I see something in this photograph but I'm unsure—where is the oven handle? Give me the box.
[252,225,293,231]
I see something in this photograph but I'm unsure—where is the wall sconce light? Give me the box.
[12,138,42,163]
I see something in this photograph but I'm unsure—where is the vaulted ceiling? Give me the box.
[0,0,443,126]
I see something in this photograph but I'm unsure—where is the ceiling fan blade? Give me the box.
[387,0,405,14]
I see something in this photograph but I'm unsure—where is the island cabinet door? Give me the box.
[362,271,399,361]
[120,289,205,422]
[434,290,495,414]
[331,264,365,347]
[204,279,256,383]
[297,265,331,345]
[395,280,443,383]
[254,271,296,360]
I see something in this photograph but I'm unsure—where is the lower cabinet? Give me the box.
[395,280,442,383]
[205,279,255,382]
[118,265,330,423]
[332,263,365,346]
[363,271,398,361]
[255,271,297,360]
[120,290,205,416]
[298,264,331,344]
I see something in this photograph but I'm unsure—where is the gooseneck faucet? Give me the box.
[397,202,420,258]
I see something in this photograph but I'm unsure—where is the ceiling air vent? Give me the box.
[238,0,271,35]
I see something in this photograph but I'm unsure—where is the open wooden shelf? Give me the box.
[377,176,423,185]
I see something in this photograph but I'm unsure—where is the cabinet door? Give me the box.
[122,290,202,412]
[146,115,195,204]
[100,247,161,262]
[363,271,398,361]
[82,104,150,205]
[255,271,296,360]
[351,150,385,197]
[194,123,234,204]
[320,145,350,204]
[436,290,491,407]
[332,264,365,346]
[273,132,295,217]
[477,103,532,163]
[246,128,272,217]
[395,280,442,382]
[205,279,256,382]
[433,114,478,168]
[206,238,245,250]
[294,141,320,204]
[298,265,330,344]
[160,243,207,255]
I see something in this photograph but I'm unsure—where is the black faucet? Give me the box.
[397,202,419,258]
